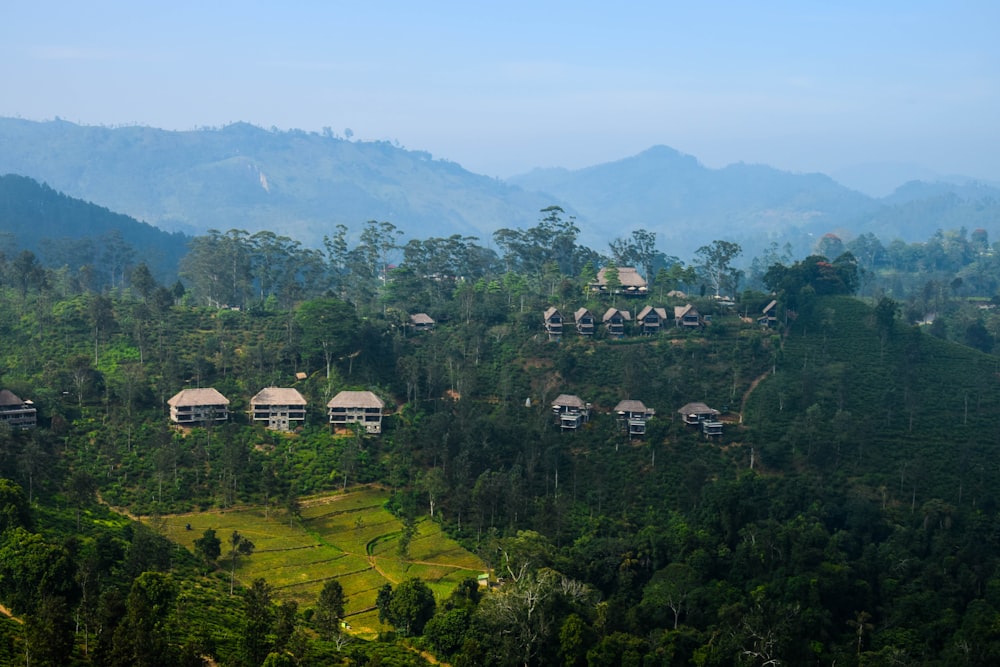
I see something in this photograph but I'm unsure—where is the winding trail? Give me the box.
[740,370,773,422]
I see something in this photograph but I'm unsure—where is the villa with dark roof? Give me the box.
[0,389,36,429]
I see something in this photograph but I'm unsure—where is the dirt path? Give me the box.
[739,369,773,421]
[0,603,22,624]
[95,491,140,520]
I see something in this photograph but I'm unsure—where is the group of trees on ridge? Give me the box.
[2,201,1000,665]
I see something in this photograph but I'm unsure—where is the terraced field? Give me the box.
[161,486,485,638]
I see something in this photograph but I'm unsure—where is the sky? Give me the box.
[2,1,999,186]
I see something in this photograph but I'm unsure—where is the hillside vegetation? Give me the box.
[2,184,1000,664]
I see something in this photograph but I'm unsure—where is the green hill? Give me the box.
[4,240,1000,664]
[746,295,1000,506]
[0,173,188,284]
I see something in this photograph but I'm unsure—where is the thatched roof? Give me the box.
[602,308,631,322]
[251,387,306,406]
[674,304,698,318]
[574,308,593,320]
[615,399,652,414]
[543,307,562,320]
[167,388,229,407]
[552,394,586,409]
[0,389,24,406]
[637,306,667,320]
[410,313,435,325]
[327,390,384,409]
[593,267,647,290]
[677,402,719,417]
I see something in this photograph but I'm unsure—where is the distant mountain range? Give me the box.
[2,117,1000,260]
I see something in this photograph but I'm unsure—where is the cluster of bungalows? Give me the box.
[0,389,37,429]
[544,304,705,340]
[551,394,724,438]
[550,394,655,436]
[167,387,385,434]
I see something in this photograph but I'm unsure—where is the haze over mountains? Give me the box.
[2,117,999,260]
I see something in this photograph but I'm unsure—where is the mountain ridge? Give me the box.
[3,117,1000,259]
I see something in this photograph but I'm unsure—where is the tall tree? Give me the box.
[229,530,256,595]
[694,240,742,297]
[314,579,346,640]
[609,229,660,282]
[293,298,359,380]
[240,578,275,667]
[194,528,222,564]
[109,572,178,667]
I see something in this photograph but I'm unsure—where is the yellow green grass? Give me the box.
[159,486,486,639]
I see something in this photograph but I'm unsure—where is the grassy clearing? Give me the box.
[158,485,486,639]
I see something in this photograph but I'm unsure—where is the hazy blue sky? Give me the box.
[2,1,998,182]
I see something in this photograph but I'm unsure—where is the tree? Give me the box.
[194,528,222,563]
[424,608,472,659]
[89,293,115,364]
[66,469,97,530]
[101,229,136,290]
[0,527,78,614]
[493,206,582,276]
[641,562,698,629]
[12,249,46,298]
[229,530,256,595]
[420,467,448,518]
[559,613,592,667]
[240,578,275,667]
[314,579,346,640]
[294,298,359,380]
[0,478,32,534]
[357,219,403,285]
[694,240,742,297]
[603,263,621,305]
[609,229,661,282]
[965,320,995,353]
[109,572,178,667]
[130,262,158,302]
[25,595,75,667]
[378,578,437,637]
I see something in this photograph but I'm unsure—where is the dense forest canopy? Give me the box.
[3,180,1000,665]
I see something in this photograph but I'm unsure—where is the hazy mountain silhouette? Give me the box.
[3,118,1000,260]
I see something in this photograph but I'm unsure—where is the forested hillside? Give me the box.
[0,174,188,285]
[3,193,1000,665]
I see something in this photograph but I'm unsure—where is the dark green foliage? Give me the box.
[193,528,222,562]
[0,478,32,533]
[378,578,437,637]
[0,527,78,614]
[110,572,179,667]
[240,578,274,667]
[314,579,345,640]
[0,173,186,285]
[23,595,75,667]
[6,207,1000,667]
